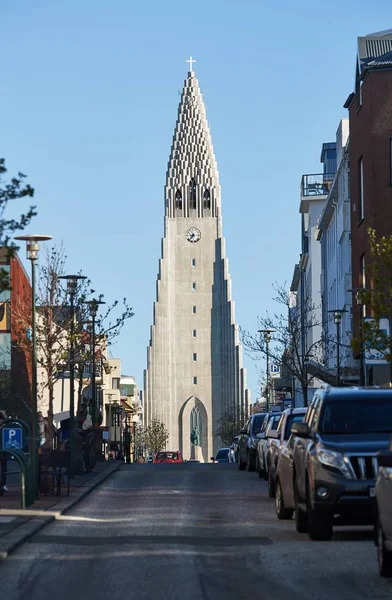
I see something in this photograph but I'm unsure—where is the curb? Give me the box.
[0,462,121,562]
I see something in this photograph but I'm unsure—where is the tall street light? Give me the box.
[258,329,275,412]
[328,309,347,387]
[58,274,86,478]
[348,288,370,386]
[14,234,52,499]
[84,299,105,427]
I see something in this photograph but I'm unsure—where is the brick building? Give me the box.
[0,249,32,420]
[344,29,392,383]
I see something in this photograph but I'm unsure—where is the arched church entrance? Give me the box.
[179,396,208,462]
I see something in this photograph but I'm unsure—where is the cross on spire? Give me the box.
[187,56,196,71]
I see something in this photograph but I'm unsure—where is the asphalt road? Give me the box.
[0,463,391,600]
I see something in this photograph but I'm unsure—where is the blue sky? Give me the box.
[1,0,391,400]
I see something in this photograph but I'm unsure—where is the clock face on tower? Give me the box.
[186,227,201,243]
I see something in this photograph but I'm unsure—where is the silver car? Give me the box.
[274,433,297,520]
[266,407,307,499]
[256,413,281,480]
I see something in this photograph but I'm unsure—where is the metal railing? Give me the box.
[301,173,335,198]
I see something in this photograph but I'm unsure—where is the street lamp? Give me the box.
[58,274,86,477]
[258,329,275,412]
[83,299,105,427]
[14,234,52,499]
[348,288,371,386]
[328,309,347,387]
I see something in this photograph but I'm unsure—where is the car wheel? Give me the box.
[377,517,392,577]
[268,469,276,498]
[275,478,294,520]
[306,486,332,541]
[246,453,256,472]
[255,454,260,474]
[294,482,308,533]
[238,453,246,471]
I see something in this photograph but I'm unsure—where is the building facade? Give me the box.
[316,119,358,381]
[344,29,392,384]
[0,249,32,421]
[144,66,250,460]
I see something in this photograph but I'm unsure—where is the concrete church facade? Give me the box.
[144,63,250,461]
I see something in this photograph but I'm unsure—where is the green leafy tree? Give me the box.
[357,228,392,363]
[0,158,36,291]
[215,408,244,446]
[142,419,169,454]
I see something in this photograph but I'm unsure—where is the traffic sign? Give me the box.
[2,427,23,450]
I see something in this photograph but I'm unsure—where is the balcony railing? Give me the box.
[301,173,335,198]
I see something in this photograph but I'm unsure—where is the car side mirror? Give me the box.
[256,432,265,439]
[240,428,247,435]
[378,451,392,468]
[291,422,310,439]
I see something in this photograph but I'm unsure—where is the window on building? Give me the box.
[360,253,366,289]
[112,378,120,390]
[203,189,211,210]
[192,258,196,267]
[189,178,197,210]
[193,306,196,314]
[193,329,197,337]
[192,282,196,291]
[359,157,364,221]
[193,353,197,361]
[112,413,120,427]
[175,189,182,210]
[193,376,197,384]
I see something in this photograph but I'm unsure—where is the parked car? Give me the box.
[375,443,392,577]
[212,448,230,463]
[237,413,267,471]
[266,408,307,498]
[292,387,392,541]
[147,455,153,463]
[153,451,183,464]
[275,433,297,520]
[228,436,239,463]
[256,413,281,482]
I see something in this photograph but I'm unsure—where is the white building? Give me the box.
[144,65,250,460]
[316,119,357,380]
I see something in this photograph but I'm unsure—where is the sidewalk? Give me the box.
[0,459,122,561]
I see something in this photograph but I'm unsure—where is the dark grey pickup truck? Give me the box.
[292,387,392,541]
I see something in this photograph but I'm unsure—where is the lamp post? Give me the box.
[58,275,86,477]
[83,299,105,427]
[348,288,370,386]
[258,329,275,412]
[328,309,347,387]
[14,234,52,499]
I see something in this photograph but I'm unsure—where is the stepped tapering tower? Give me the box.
[144,62,250,460]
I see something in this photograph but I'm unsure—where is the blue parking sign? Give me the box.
[2,427,23,450]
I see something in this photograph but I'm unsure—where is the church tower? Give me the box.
[144,61,250,461]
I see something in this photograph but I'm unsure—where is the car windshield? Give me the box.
[156,452,178,460]
[216,449,229,458]
[252,414,264,433]
[284,414,305,440]
[321,399,392,434]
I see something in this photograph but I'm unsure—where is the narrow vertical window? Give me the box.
[360,253,366,289]
[175,189,182,210]
[189,178,197,210]
[192,306,197,314]
[192,258,196,267]
[203,189,211,210]
[359,157,364,221]
[193,377,197,384]
[192,282,196,291]
[193,353,197,361]
[193,329,197,337]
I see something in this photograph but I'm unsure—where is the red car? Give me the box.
[153,451,183,464]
